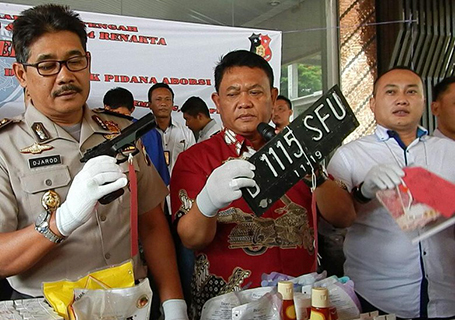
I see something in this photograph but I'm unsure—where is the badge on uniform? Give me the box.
[141,144,151,166]
[92,115,121,140]
[20,122,54,154]
[0,118,12,129]
[20,142,53,154]
[41,189,61,210]
[0,118,20,131]
[164,150,170,166]
[32,122,51,142]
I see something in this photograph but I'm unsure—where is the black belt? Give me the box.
[355,292,454,320]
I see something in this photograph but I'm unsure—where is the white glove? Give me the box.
[56,155,128,236]
[196,159,256,217]
[162,299,188,320]
[361,163,405,199]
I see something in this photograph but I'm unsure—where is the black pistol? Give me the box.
[80,113,157,204]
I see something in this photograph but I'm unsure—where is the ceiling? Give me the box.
[1,0,304,27]
[0,0,325,64]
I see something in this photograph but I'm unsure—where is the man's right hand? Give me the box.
[56,155,128,236]
[196,159,256,218]
[361,163,405,199]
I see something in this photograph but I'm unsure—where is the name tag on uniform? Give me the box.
[29,155,62,168]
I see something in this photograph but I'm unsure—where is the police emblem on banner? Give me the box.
[249,33,272,61]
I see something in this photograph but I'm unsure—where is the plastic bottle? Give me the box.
[278,281,296,320]
[329,305,338,320]
[309,287,330,320]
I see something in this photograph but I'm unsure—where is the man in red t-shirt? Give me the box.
[170,50,355,320]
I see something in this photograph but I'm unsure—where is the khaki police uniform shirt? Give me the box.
[0,104,168,297]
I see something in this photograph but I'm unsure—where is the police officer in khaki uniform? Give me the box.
[0,4,188,319]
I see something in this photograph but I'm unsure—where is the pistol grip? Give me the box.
[99,188,125,205]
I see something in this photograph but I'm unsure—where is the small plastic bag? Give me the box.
[71,278,152,320]
[376,167,455,244]
[231,291,281,320]
[376,184,439,230]
[42,260,135,319]
[200,286,274,320]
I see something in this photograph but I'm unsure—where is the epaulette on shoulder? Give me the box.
[0,118,20,132]
[92,107,105,114]
[92,108,134,121]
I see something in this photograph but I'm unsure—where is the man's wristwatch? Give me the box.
[303,163,328,188]
[35,210,65,244]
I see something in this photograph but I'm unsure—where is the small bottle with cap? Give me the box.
[309,287,330,320]
[278,281,296,320]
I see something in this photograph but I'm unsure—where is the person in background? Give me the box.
[173,95,222,305]
[0,5,187,319]
[170,49,355,319]
[148,83,196,309]
[328,67,455,319]
[180,96,221,142]
[102,87,170,185]
[431,76,455,140]
[272,94,293,133]
[148,83,196,176]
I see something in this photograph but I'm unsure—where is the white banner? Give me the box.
[0,2,281,123]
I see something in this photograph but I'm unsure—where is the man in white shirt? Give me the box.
[180,96,221,142]
[431,76,455,140]
[148,83,196,177]
[328,67,455,319]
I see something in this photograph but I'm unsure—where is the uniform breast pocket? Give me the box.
[20,165,71,211]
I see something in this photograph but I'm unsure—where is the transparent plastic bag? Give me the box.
[376,167,455,244]
[231,291,281,320]
[71,278,152,320]
[200,287,274,320]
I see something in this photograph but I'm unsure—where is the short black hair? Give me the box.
[276,95,292,110]
[148,82,174,102]
[103,87,134,112]
[373,66,423,96]
[12,4,87,64]
[214,50,274,93]
[432,76,455,102]
[180,96,210,117]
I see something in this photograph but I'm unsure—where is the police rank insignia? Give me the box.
[0,118,11,128]
[20,142,53,154]
[92,115,121,139]
[103,120,121,139]
[31,122,51,142]
[0,118,20,131]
